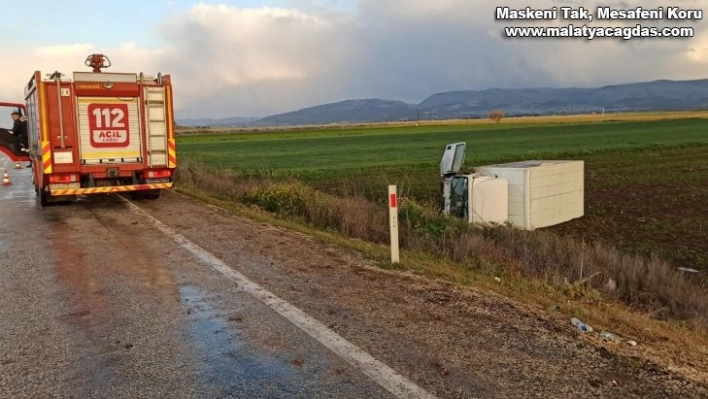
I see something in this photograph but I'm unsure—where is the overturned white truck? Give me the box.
[440,142,584,231]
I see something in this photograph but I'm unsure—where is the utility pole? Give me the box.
[275,116,279,130]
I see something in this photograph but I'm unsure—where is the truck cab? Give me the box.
[440,142,509,226]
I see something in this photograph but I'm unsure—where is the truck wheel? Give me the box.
[38,189,51,207]
[129,189,160,200]
[146,190,161,200]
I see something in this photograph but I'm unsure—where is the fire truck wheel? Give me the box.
[133,190,160,200]
[129,190,160,200]
[129,191,145,200]
[38,189,50,207]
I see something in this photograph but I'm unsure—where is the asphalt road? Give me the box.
[0,160,397,399]
[1,155,706,399]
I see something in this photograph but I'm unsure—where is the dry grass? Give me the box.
[177,158,708,331]
[479,227,708,326]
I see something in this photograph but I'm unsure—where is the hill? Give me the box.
[252,99,415,126]
[177,78,708,127]
[416,79,708,118]
[176,116,254,127]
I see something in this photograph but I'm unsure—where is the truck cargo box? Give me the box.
[474,160,584,230]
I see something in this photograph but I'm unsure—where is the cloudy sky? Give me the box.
[1,0,707,119]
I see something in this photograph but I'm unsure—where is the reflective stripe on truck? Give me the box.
[41,141,52,174]
[168,139,176,168]
[50,182,173,196]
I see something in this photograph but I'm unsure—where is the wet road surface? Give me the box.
[0,159,395,398]
[1,155,707,399]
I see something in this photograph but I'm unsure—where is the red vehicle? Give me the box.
[0,102,30,162]
[3,54,177,206]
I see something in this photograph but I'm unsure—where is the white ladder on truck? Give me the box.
[143,84,168,167]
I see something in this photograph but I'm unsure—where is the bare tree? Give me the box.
[489,110,505,124]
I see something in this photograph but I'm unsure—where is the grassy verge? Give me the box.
[175,157,708,332]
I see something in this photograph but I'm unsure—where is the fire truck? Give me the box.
[2,54,177,206]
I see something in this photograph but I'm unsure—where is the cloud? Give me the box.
[1,1,707,119]
[0,43,161,97]
[156,4,358,116]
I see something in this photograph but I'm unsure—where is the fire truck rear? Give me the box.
[25,54,177,206]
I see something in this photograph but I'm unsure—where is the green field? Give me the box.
[177,118,708,173]
[177,117,708,273]
[178,118,708,201]
[176,115,708,329]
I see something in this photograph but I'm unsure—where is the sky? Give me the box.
[1,0,707,119]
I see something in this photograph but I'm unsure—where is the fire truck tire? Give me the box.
[146,190,161,200]
[38,189,50,207]
[129,189,160,200]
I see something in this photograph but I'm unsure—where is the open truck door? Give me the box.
[0,102,30,162]
[440,142,466,177]
[440,142,466,214]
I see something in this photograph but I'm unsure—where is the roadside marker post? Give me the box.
[388,185,399,263]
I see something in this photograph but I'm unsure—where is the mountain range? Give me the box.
[176,79,708,127]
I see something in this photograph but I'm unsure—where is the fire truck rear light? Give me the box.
[146,169,171,178]
[48,173,79,183]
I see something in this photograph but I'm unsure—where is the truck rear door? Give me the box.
[73,72,143,165]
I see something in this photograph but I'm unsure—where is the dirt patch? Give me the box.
[547,146,708,274]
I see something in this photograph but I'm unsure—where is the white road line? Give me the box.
[120,197,437,399]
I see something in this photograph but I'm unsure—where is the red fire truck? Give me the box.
[9,54,177,206]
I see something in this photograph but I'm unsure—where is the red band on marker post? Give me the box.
[388,185,399,263]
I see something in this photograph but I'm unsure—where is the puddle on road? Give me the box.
[180,285,304,396]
